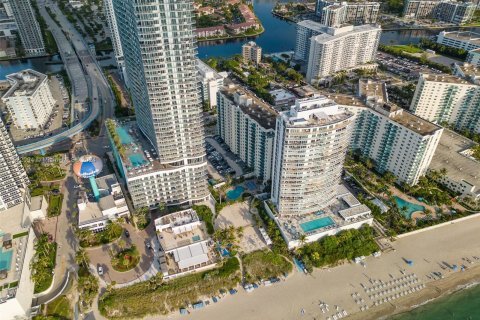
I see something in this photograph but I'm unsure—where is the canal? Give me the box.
[2,0,480,79]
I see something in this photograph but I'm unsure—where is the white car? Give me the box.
[98,266,103,276]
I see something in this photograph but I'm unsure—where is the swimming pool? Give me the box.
[393,196,425,218]
[0,248,13,271]
[245,181,256,191]
[226,186,245,200]
[300,217,336,233]
[116,127,134,145]
[129,153,147,168]
[192,235,201,242]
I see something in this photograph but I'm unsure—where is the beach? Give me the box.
[158,215,480,320]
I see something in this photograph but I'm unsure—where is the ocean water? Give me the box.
[391,283,480,320]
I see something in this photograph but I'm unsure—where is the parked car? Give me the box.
[124,229,130,238]
[98,265,103,276]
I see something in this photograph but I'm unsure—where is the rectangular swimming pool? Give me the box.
[116,127,134,145]
[300,217,335,233]
[0,247,13,271]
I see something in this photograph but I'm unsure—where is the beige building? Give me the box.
[242,41,262,65]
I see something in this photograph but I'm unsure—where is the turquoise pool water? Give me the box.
[116,127,133,145]
[192,235,201,242]
[226,186,245,200]
[300,217,335,233]
[129,153,147,167]
[0,247,13,271]
[394,196,425,218]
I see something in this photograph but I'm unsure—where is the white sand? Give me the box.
[162,216,480,320]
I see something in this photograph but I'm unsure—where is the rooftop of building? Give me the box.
[454,63,480,83]
[269,88,296,101]
[440,30,480,45]
[220,84,278,130]
[421,73,474,85]
[197,59,224,80]
[78,192,105,225]
[429,129,480,188]
[312,23,380,43]
[326,93,442,136]
[284,95,354,127]
[95,174,119,192]
[358,78,389,103]
[155,208,200,229]
[29,195,45,211]
[109,120,175,178]
[2,69,47,99]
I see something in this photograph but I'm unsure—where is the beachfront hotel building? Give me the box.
[271,95,355,216]
[1,69,55,130]
[436,30,480,51]
[315,0,380,26]
[410,72,480,134]
[111,0,209,208]
[103,0,126,84]
[0,118,28,211]
[7,0,45,56]
[197,59,225,108]
[217,84,276,182]
[305,24,381,83]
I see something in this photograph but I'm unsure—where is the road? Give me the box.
[17,0,115,154]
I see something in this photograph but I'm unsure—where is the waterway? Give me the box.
[2,0,480,78]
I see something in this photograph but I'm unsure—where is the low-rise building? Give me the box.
[269,88,297,110]
[154,208,216,279]
[429,129,480,199]
[1,69,55,130]
[242,41,262,65]
[197,59,225,108]
[77,174,129,232]
[436,30,480,51]
[195,25,226,38]
[217,84,277,182]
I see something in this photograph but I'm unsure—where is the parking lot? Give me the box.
[376,52,444,80]
[206,136,246,179]
[3,75,71,144]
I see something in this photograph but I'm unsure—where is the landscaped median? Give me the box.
[99,257,241,318]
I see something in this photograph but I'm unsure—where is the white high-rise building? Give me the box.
[111,0,209,208]
[410,71,480,134]
[217,84,276,182]
[103,0,127,84]
[331,83,443,186]
[1,70,55,130]
[306,24,381,83]
[294,20,326,62]
[7,0,45,56]
[271,95,355,216]
[0,118,28,211]
[197,59,224,108]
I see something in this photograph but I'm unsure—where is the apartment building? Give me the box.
[315,0,380,26]
[294,20,326,62]
[197,59,224,108]
[1,69,55,130]
[410,72,480,134]
[403,0,475,24]
[467,48,480,66]
[104,0,126,83]
[436,30,480,51]
[271,95,355,216]
[111,0,209,209]
[7,0,45,56]
[217,84,276,182]
[242,41,262,65]
[306,24,381,82]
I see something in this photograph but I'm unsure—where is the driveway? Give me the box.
[86,223,155,284]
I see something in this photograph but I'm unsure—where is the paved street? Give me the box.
[86,223,155,284]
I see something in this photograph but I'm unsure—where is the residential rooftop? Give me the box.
[358,78,389,103]
[2,69,47,99]
[429,129,480,188]
[421,73,473,85]
[312,24,380,43]
[197,59,224,81]
[453,63,480,83]
[440,30,480,46]
[220,84,278,130]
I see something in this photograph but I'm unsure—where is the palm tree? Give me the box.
[117,239,126,251]
[299,234,307,247]
[75,248,90,267]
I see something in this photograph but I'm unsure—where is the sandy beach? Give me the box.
[155,215,480,320]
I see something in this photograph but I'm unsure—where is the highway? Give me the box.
[17,0,114,154]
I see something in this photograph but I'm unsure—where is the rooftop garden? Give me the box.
[99,257,241,318]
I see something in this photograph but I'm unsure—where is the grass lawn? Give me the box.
[242,250,292,282]
[99,257,240,318]
[47,194,63,217]
[111,246,140,272]
[389,45,423,53]
[46,295,72,320]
